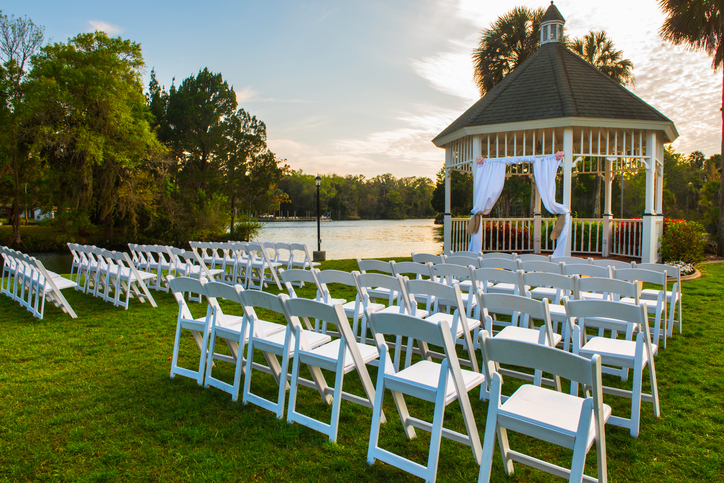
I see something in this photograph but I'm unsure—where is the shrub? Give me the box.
[659,218,707,264]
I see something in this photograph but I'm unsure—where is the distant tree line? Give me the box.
[278,171,436,220]
[0,11,287,247]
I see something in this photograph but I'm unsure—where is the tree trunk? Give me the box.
[12,144,21,245]
[230,195,236,239]
[105,214,113,242]
[719,67,724,256]
[593,174,602,218]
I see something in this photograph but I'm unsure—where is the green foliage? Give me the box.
[230,217,264,242]
[279,171,435,220]
[1,258,723,482]
[659,218,707,264]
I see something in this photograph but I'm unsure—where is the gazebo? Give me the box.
[432,3,678,262]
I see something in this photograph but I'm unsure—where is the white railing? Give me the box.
[610,218,643,258]
[451,218,534,253]
[451,217,643,258]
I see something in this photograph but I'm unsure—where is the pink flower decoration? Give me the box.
[555,151,564,161]
[476,156,485,165]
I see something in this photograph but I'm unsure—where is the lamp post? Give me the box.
[313,175,325,261]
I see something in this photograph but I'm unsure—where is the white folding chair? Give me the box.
[551,255,593,265]
[353,272,421,368]
[202,281,286,400]
[477,292,561,398]
[316,269,367,337]
[444,254,482,268]
[411,252,444,264]
[390,260,434,304]
[515,253,550,262]
[168,276,211,385]
[366,312,483,483]
[288,243,319,271]
[241,291,331,418]
[482,252,517,260]
[591,259,633,270]
[102,250,157,309]
[282,297,380,442]
[565,299,661,437]
[356,258,396,302]
[478,332,610,483]
[613,268,668,348]
[563,263,612,281]
[634,262,683,337]
[405,279,480,371]
[430,263,476,318]
[517,270,578,350]
[246,242,283,290]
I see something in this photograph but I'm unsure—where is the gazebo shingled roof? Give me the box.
[433,41,676,146]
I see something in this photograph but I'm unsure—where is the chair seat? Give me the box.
[500,384,612,449]
[579,292,606,301]
[263,329,332,354]
[641,288,677,301]
[387,360,484,404]
[424,312,481,339]
[489,282,516,294]
[49,275,77,290]
[580,337,658,364]
[343,300,384,316]
[529,287,560,300]
[368,288,397,301]
[301,339,379,372]
[546,303,567,320]
[496,326,562,347]
[619,297,664,313]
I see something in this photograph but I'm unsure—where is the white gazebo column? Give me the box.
[533,177,542,253]
[602,157,614,257]
[443,147,452,254]
[561,127,574,256]
[641,132,659,262]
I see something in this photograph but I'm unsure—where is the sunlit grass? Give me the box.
[0,259,721,482]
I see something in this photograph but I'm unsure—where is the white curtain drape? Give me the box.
[466,153,568,256]
[468,159,509,252]
[533,155,569,257]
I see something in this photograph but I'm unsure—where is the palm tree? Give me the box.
[568,31,634,86]
[659,0,724,255]
[568,30,635,217]
[472,6,544,96]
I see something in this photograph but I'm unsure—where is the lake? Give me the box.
[31,219,444,274]
[255,219,443,260]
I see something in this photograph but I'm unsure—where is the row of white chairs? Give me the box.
[168,264,662,482]
[0,246,77,319]
[188,241,284,290]
[67,243,157,309]
[405,254,682,348]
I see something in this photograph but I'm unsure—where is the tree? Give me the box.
[568,31,634,86]
[27,32,164,240]
[473,9,634,96]
[0,12,44,244]
[473,7,544,96]
[222,108,268,237]
[659,0,724,254]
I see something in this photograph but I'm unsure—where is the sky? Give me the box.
[4,0,722,180]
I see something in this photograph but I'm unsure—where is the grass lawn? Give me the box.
[0,258,722,482]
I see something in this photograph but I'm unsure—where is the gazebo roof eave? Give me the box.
[432,116,679,149]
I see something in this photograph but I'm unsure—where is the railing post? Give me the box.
[602,214,612,257]
[444,149,452,255]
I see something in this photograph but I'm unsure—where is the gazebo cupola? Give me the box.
[540,2,565,45]
[433,3,678,262]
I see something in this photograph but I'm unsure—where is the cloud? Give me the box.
[268,105,461,179]
[87,20,123,36]
[236,86,310,105]
[411,49,479,102]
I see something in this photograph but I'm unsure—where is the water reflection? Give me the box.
[27,219,444,273]
[256,219,443,259]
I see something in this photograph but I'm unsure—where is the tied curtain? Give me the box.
[467,154,569,258]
